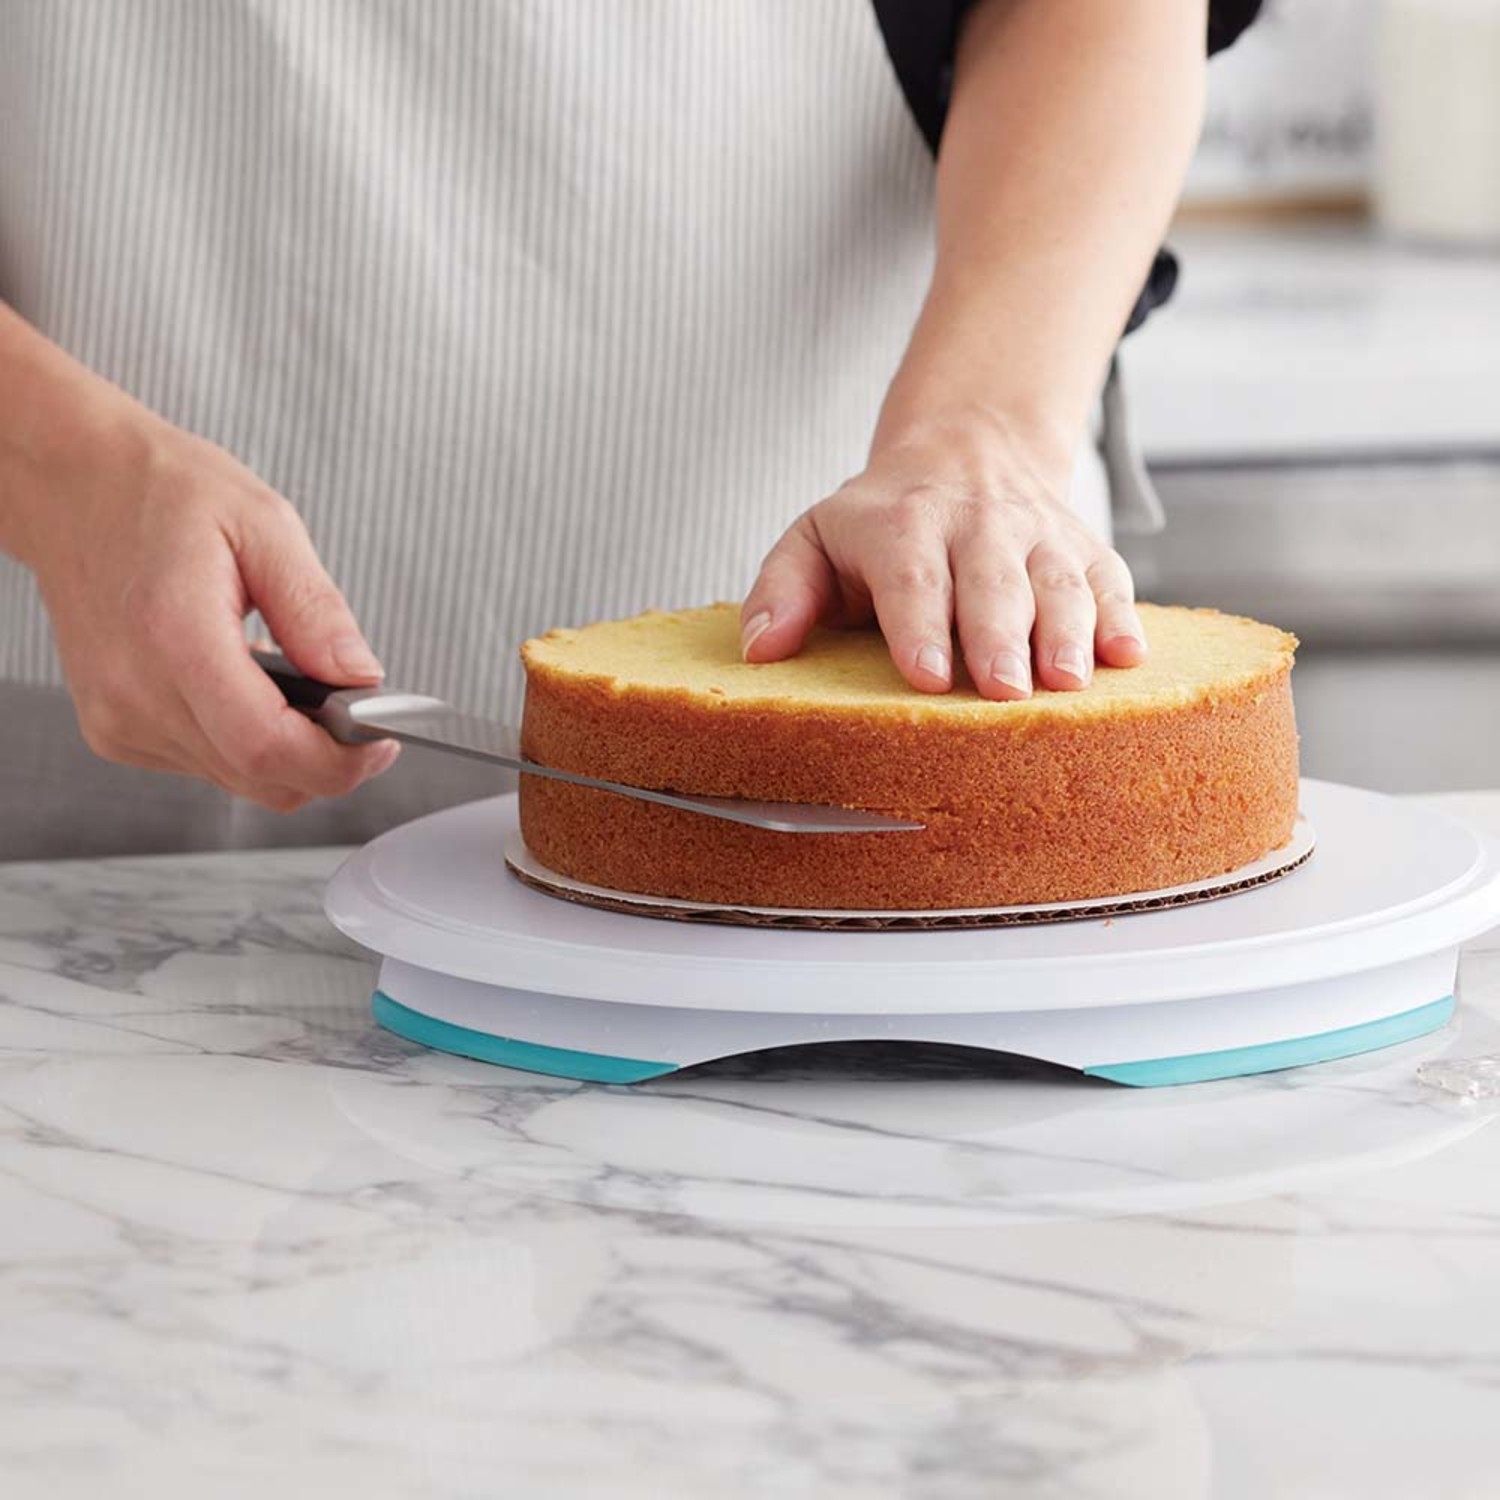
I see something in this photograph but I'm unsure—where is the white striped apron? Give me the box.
[0,0,1144,854]
[0,0,946,718]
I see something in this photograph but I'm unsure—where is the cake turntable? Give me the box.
[325,779,1500,1088]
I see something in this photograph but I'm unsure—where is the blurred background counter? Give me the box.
[1120,223,1500,793]
[1119,0,1500,792]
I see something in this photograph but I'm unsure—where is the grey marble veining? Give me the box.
[4,798,1500,1499]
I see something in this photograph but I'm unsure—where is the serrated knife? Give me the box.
[252,647,922,834]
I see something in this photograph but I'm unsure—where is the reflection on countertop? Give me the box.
[3,795,1500,1498]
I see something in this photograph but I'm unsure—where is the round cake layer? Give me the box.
[517,602,1300,910]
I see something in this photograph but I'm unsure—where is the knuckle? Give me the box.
[77,696,133,760]
[1086,551,1134,593]
[236,730,288,781]
[308,756,365,798]
[979,482,1042,520]
[278,573,341,625]
[885,559,946,596]
[1035,565,1087,594]
[755,539,810,588]
[888,486,947,533]
[955,562,1022,597]
[79,716,124,761]
[942,488,991,528]
[274,497,317,547]
[236,488,308,553]
[754,534,790,574]
[249,486,300,524]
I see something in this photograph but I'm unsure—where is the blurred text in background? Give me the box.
[1120,0,1500,791]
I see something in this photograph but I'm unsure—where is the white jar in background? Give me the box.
[1375,0,1500,246]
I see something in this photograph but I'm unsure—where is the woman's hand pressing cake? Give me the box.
[740,420,1148,699]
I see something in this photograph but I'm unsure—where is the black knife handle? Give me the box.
[251,645,391,746]
[251,647,340,712]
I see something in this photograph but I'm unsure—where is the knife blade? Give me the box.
[252,647,922,834]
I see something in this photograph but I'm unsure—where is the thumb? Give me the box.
[236,497,383,685]
[740,517,839,663]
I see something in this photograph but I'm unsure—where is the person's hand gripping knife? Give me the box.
[744,0,1208,697]
[0,303,399,809]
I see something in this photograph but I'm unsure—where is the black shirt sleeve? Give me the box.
[870,0,1265,334]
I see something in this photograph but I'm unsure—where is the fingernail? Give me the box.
[333,634,384,681]
[915,643,950,683]
[989,652,1031,695]
[740,611,772,660]
[1053,643,1090,683]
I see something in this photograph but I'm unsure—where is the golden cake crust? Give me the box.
[517,602,1299,910]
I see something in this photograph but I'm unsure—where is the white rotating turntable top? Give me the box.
[325,779,1500,1087]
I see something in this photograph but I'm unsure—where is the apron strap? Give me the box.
[1100,355,1167,537]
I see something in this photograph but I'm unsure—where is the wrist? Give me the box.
[869,397,1078,506]
[0,308,149,566]
[870,275,1094,504]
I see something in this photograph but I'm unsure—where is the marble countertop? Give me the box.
[5,796,1500,1500]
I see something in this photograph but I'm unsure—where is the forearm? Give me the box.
[874,0,1208,483]
[0,302,144,566]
